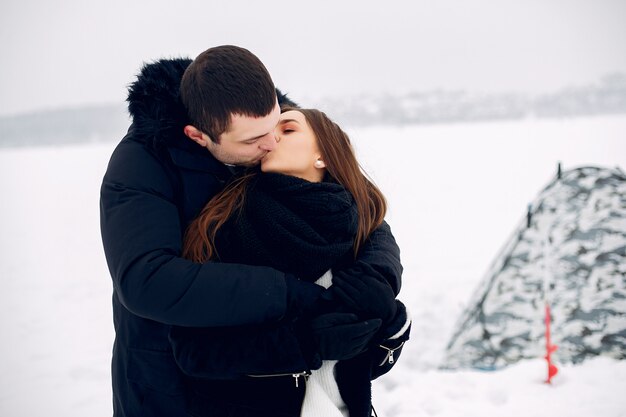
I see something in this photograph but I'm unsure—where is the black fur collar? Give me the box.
[126,58,194,153]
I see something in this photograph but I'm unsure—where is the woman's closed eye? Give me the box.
[282,121,299,133]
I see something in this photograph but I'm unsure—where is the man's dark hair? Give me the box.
[180,45,277,143]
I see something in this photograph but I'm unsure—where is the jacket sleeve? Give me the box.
[369,300,411,380]
[166,222,405,378]
[355,221,403,295]
[345,222,406,377]
[100,137,295,327]
[169,320,320,379]
[169,302,412,381]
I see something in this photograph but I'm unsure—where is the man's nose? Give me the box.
[259,133,278,151]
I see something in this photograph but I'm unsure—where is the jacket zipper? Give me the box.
[247,371,311,388]
[378,341,405,366]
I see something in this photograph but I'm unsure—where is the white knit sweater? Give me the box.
[301,270,349,417]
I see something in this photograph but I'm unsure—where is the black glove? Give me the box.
[332,262,398,323]
[309,313,382,360]
[284,273,325,319]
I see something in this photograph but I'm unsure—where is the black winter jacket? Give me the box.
[100,58,404,417]
[170,172,410,417]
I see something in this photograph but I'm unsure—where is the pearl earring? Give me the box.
[314,160,324,168]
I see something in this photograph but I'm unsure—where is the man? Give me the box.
[100,45,403,416]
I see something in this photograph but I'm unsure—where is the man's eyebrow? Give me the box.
[243,132,270,142]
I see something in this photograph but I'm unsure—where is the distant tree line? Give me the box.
[320,72,626,126]
[1,73,625,147]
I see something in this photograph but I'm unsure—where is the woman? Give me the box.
[170,108,410,417]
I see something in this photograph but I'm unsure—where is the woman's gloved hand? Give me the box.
[331,262,398,324]
[309,313,382,360]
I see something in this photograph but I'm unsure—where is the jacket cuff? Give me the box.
[293,319,323,371]
[375,300,411,344]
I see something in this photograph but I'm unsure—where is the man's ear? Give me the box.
[183,125,210,147]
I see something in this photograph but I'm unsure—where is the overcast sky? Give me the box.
[1,0,625,116]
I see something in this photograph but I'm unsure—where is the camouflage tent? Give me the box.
[444,166,626,370]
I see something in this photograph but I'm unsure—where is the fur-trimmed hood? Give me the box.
[126,58,296,154]
[126,58,193,153]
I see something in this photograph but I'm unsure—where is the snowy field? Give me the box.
[1,114,626,416]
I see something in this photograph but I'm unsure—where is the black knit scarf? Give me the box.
[214,172,358,281]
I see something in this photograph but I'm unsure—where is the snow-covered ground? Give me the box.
[1,114,625,416]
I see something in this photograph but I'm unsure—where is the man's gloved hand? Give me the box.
[310,313,382,360]
[332,262,398,323]
[284,273,325,319]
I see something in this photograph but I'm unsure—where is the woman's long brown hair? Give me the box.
[182,107,387,263]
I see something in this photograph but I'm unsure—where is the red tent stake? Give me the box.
[544,303,558,384]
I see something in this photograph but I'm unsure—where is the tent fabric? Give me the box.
[444,166,626,370]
